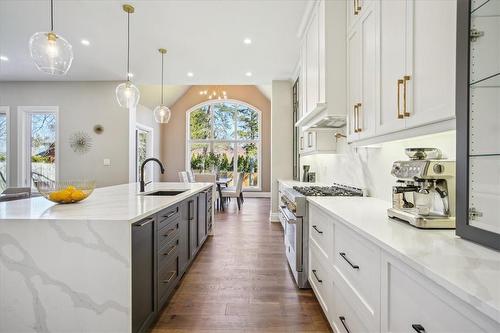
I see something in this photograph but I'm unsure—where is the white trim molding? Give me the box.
[0,106,10,188]
[269,212,280,223]
[17,106,59,187]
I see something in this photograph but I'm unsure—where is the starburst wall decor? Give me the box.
[69,131,93,154]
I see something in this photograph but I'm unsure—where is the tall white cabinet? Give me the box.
[348,0,457,143]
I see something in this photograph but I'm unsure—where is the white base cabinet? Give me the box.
[308,204,500,333]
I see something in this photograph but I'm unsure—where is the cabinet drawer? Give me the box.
[158,217,179,248]
[330,283,373,333]
[309,241,333,318]
[157,206,180,230]
[334,223,380,326]
[382,256,490,333]
[158,257,179,307]
[158,236,179,270]
[309,205,334,260]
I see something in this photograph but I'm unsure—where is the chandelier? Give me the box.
[199,87,227,100]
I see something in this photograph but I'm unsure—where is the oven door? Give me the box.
[280,205,303,272]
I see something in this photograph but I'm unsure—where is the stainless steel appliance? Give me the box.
[279,183,364,288]
[388,149,456,229]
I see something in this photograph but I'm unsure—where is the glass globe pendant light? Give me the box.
[115,4,140,109]
[29,0,73,75]
[153,48,172,123]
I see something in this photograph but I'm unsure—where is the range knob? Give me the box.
[433,163,444,174]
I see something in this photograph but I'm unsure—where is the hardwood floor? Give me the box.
[151,198,332,333]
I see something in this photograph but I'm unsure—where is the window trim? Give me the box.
[0,106,9,188]
[185,99,262,191]
[135,122,154,182]
[17,106,60,187]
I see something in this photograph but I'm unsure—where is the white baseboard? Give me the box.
[244,191,271,198]
[269,212,280,222]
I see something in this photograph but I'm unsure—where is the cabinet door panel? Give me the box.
[469,157,500,234]
[405,0,456,128]
[470,87,500,155]
[179,201,190,273]
[382,257,486,333]
[132,217,156,333]
[347,27,361,141]
[306,9,319,114]
[376,0,406,135]
[198,192,207,244]
[470,15,500,84]
[359,6,377,139]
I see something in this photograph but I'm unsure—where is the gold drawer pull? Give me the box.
[397,79,404,119]
[354,0,362,15]
[353,104,359,133]
[403,75,411,117]
[356,103,362,132]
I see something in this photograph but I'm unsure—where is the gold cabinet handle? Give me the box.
[403,75,411,117]
[356,103,363,132]
[397,79,404,119]
[354,0,362,15]
[353,104,359,133]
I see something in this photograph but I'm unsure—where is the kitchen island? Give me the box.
[0,182,213,333]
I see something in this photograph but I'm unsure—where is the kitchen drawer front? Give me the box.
[158,217,180,249]
[309,240,333,318]
[157,205,180,230]
[381,254,496,333]
[309,205,334,260]
[158,257,179,308]
[333,222,380,324]
[158,236,179,270]
[330,283,373,333]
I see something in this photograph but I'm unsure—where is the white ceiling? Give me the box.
[0,0,307,84]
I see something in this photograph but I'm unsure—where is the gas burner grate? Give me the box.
[293,184,364,197]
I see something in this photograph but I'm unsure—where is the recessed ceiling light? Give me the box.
[80,39,90,46]
[245,71,252,77]
[243,38,252,45]
[187,72,194,77]
[127,72,134,78]
[0,55,8,61]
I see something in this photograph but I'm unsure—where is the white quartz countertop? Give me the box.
[307,196,500,323]
[0,182,212,223]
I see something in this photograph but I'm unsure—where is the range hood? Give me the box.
[295,103,346,131]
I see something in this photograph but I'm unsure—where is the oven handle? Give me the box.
[279,205,297,224]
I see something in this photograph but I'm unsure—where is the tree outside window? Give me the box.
[187,101,261,189]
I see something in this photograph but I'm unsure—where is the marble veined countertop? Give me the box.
[0,182,212,223]
[308,196,500,324]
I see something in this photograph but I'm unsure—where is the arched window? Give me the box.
[186,100,261,190]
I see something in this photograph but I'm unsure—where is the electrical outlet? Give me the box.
[103,158,111,166]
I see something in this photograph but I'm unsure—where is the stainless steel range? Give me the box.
[279,182,365,288]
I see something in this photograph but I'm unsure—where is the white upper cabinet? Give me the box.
[296,0,346,132]
[306,9,320,116]
[376,0,408,135]
[405,0,456,128]
[348,0,457,143]
[348,4,377,142]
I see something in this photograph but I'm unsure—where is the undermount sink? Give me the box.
[144,190,187,196]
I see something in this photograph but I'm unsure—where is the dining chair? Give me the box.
[178,171,189,183]
[221,173,245,210]
[186,170,195,183]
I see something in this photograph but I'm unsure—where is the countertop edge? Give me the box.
[306,198,500,325]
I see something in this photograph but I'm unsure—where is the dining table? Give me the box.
[215,177,232,211]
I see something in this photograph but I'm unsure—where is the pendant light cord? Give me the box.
[161,53,164,105]
[126,11,130,81]
[50,0,54,31]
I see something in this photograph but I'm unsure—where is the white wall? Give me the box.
[0,81,131,187]
[270,80,293,218]
[301,131,456,202]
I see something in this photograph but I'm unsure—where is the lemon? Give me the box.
[66,186,76,192]
[71,190,86,202]
[49,191,62,202]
